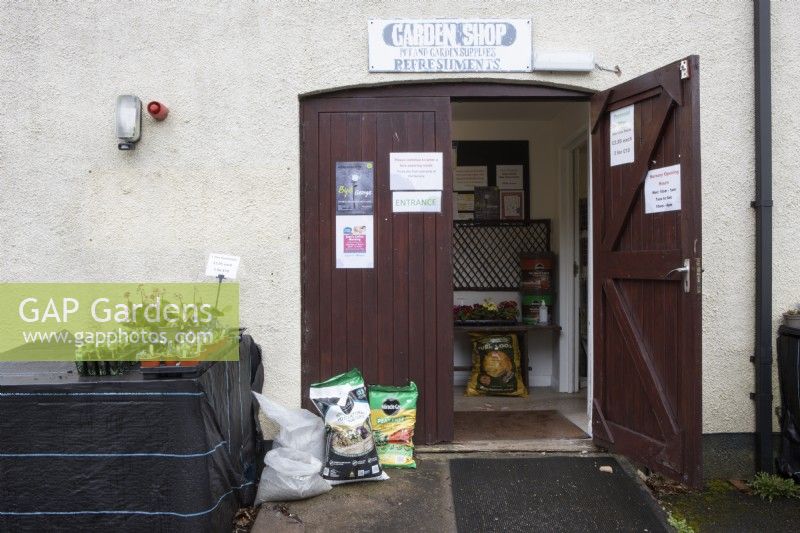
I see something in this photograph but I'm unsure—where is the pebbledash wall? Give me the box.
[1,2,798,465]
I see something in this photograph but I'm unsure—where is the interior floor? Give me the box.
[453,387,589,436]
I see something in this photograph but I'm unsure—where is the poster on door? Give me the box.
[336,215,374,268]
[610,105,635,166]
[336,161,374,215]
[644,164,681,214]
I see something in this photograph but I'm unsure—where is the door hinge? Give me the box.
[680,59,690,80]
[574,262,580,277]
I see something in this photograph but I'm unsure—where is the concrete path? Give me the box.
[251,452,666,533]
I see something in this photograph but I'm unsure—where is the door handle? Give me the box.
[664,258,690,293]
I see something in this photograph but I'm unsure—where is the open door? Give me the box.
[591,57,702,486]
[300,95,454,444]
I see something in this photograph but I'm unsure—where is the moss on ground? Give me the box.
[658,478,799,532]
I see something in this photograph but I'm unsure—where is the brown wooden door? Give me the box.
[591,57,702,486]
[300,96,454,444]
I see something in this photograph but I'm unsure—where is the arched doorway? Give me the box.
[299,81,592,444]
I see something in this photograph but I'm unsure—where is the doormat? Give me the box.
[453,410,588,441]
[449,457,668,533]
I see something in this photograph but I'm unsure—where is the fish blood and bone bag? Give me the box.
[309,368,388,484]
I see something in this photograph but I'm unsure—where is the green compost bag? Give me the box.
[309,368,388,484]
[369,382,418,469]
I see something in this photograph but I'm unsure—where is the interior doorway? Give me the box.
[448,100,592,441]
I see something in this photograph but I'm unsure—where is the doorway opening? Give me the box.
[449,100,592,443]
[301,62,703,484]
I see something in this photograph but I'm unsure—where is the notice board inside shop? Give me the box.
[453,140,530,220]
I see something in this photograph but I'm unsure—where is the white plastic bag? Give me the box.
[252,391,325,461]
[255,448,332,503]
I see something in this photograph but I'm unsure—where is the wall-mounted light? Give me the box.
[533,50,595,72]
[115,95,141,150]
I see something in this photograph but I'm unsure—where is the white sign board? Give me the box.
[644,164,682,214]
[496,165,524,189]
[610,105,635,166]
[390,152,443,190]
[205,253,240,279]
[369,19,532,73]
[453,166,488,191]
[392,191,442,213]
[336,215,374,269]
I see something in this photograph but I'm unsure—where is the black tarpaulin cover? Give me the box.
[0,333,264,533]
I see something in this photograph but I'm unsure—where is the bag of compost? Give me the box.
[309,368,389,484]
[369,382,418,468]
[466,333,528,397]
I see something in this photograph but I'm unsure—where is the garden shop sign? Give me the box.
[0,283,239,361]
[368,19,532,72]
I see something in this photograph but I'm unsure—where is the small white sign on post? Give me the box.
[392,191,442,213]
[205,253,240,279]
[610,105,635,166]
[390,152,443,190]
[644,164,682,214]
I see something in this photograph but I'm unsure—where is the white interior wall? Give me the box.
[451,102,588,389]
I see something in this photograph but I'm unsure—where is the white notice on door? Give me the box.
[335,215,374,268]
[610,105,635,166]
[644,164,681,214]
[390,152,443,190]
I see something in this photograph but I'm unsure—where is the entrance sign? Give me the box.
[392,191,442,213]
[335,215,374,269]
[644,164,681,214]
[369,19,532,73]
[453,166,488,191]
[205,253,240,279]
[390,152,443,190]
[609,105,635,166]
[336,161,374,215]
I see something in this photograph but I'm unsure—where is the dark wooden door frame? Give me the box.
[301,80,593,101]
[299,77,702,457]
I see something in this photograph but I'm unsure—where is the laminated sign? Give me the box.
[644,164,681,214]
[336,215,374,269]
[336,161,374,215]
[610,105,635,166]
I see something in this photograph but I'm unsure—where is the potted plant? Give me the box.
[784,306,800,329]
[454,299,519,325]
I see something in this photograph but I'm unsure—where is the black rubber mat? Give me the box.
[449,457,668,533]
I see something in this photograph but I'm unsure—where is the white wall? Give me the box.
[772,1,800,431]
[451,103,588,388]
[2,1,795,435]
